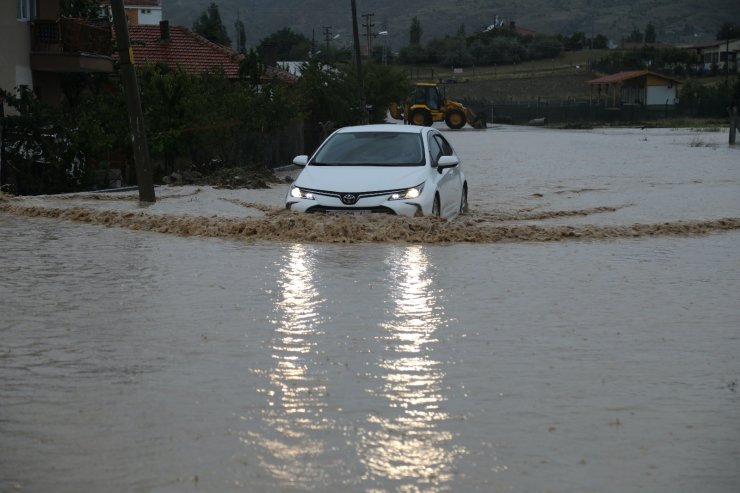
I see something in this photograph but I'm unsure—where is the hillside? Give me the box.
[164,0,740,51]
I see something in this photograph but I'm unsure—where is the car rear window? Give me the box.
[312,132,424,166]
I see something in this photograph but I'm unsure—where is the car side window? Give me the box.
[428,135,443,165]
[435,134,454,156]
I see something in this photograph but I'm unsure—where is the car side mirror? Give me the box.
[292,155,309,167]
[437,155,459,169]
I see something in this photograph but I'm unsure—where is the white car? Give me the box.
[285,124,468,219]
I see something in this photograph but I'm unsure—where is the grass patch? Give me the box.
[688,138,719,148]
[635,118,727,130]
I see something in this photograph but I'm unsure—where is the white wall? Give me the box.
[137,7,162,25]
[647,85,677,105]
[0,2,33,112]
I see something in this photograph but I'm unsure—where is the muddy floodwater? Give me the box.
[1,125,739,492]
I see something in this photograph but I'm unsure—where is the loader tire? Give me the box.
[444,109,466,129]
[409,109,433,127]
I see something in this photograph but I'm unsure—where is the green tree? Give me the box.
[644,22,656,43]
[625,27,643,43]
[409,16,422,45]
[562,31,587,50]
[295,60,356,127]
[0,88,89,194]
[528,36,564,59]
[258,27,311,61]
[398,44,428,64]
[193,2,231,47]
[61,0,99,18]
[234,17,247,53]
[427,37,473,67]
[592,34,608,49]
[363,64,410,123]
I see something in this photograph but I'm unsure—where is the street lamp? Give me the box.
[377,30,389,64]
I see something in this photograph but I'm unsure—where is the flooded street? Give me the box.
[1,125,739,492]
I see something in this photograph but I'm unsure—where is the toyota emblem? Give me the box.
[341,193,358,205]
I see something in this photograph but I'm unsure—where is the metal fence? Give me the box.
[461,95,734,126]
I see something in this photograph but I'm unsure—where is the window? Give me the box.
[16,0,36,21]
[428,135,442,164]
[313,132,424,166]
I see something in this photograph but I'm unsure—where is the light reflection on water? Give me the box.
[3,213,738,493]
[358,246,463,491]
[244,244,333,487]
[243,244,464,491]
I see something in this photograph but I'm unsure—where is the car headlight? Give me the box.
[289,186,314,200]
[389,183,424,201]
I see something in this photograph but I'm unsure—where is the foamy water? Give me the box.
[1,125,738,492]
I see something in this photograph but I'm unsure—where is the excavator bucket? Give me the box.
[388,102,404,121]
[465,108,487,129]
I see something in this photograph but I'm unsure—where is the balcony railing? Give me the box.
[31,18,112,56]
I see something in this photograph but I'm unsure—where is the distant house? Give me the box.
[482,18,539,37]
[618,41,673,50]
[117,22,298,84]
[689,39,740,73]
[587,70,681,107]
[99,0,162,26]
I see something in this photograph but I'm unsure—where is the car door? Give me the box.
[429,132,462,217]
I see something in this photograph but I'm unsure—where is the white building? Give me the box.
[100,0,162,26]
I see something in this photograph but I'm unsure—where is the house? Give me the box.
[690,39,740,73]
[1,0,113,109]
[1,1,35,108]
[118,22,298,84]
[100,0,162,26]
[587,70,681,107]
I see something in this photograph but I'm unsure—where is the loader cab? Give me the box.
[411,84,443,110]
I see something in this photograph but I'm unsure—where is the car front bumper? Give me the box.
[286,195,425,217]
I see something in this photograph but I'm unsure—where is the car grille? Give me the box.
[306,205,397,215]
[300,187,409,202]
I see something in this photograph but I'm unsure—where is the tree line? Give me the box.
[1,62,408,196]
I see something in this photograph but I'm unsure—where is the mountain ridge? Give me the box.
[164,0,739,52]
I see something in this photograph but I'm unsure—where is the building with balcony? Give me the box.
[691,39,740,73]
[1,0,113,109]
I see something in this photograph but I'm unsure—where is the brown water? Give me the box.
[1,125,739,492]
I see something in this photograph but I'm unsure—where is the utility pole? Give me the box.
[350,0,367,123]
[362,12,374,58]
[323,26,332,52]
[111,0,155,202]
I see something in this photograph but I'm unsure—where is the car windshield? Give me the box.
[312,132,424,166]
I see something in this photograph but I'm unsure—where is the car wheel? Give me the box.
[409,109,433,127]
[459,185,468,214]
[432,194,441,217]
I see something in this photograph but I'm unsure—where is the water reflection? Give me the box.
[243,244,331,487]
[359,246,463,491]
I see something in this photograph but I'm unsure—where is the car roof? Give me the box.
[334,124,431,135]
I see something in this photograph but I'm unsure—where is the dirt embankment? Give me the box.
[162,167,291,189]
[445,73,596,102]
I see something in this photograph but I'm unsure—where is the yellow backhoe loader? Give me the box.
[389,82,486,129]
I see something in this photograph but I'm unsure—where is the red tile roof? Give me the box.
[587,70,681,85]
[114,24,297,83]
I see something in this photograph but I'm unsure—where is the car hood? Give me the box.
[295,165,427,192]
